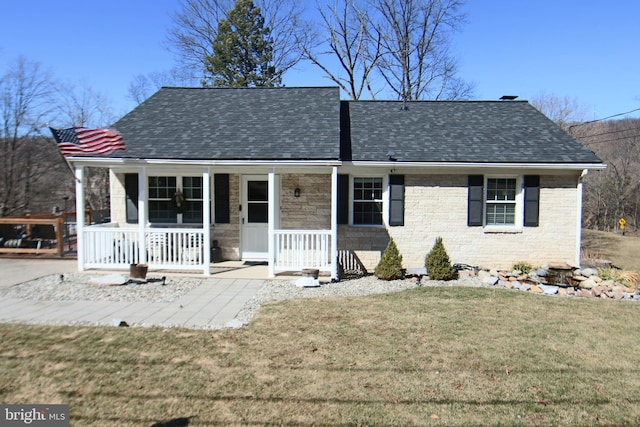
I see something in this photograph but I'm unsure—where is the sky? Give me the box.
[1,0,639,123]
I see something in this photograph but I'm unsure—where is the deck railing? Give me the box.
[83,225,205,271]
[274,229,333,271]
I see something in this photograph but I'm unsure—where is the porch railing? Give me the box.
[274,229,333,272]
[83,225,205,271]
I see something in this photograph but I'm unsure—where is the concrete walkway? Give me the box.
[0,259,272,329]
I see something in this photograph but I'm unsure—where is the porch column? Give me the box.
[138,167,147,264]
[268,169,276,278]
[75,166,85,271]
[331,166,339,280]
[202,168,211,275]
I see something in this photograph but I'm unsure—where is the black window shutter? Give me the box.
[389,175,405,226]
[337,174,349,224]
[124,173,139,224]
[524,175,540,227]
[214,174,230,224]
[467,175,484,226]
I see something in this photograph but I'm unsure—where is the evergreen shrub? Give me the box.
[375,238,403,280]
[425,237,456,281]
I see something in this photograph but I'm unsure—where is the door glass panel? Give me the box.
[247,180,268,223]
[248,204,268,223]
[248,181,268,201]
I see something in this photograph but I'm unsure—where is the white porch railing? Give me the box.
[274,229,333,272]
[83,224,205,271]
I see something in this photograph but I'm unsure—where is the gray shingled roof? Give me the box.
[108,87,601,165]
[344,100,602,163]
[111,87,341,160]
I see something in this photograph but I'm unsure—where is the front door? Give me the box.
[241,175,272,260]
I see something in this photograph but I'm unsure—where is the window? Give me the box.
[485,178,516,225]
[353,177,383,225]
[148,176,203,224]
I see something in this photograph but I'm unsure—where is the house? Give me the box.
[67,87,604,279]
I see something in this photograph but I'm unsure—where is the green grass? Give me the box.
[2,286,640,426]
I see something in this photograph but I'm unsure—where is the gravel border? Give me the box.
[0,272,484,327]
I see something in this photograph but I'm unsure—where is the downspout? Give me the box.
[575,169,588,266]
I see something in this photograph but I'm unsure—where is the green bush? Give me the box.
[375,238,404,280]
[425,237,456,281]
[512,261,533,274]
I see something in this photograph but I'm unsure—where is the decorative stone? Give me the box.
[572,275,588,282]
[482,275,499,286]
[88,274,128,287]
[520,283,531,291]
[581,268,598,277]
[539,284,559,295]
[504,281,513,289]
[579,278,597,290]
[293,277,320,288]
[578,289,594,298]
[536,267,548,277]
[589,275,603,283]
[530,285,544,293]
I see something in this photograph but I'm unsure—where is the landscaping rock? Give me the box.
[88,274,128,287]
[482,275,499,286]
[581,268,598,277]
[539,284,559,295]
[530,285,543,293]
[579,278,597,290]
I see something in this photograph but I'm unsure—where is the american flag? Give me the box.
[49,127,125,156]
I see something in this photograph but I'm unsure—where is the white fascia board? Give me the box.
[68,157,342,169]
[341,161,607,173]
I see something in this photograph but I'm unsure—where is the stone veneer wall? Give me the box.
[280,174,332,230]
[338,174,580,272]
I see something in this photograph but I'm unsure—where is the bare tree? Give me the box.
[55,81,117,128]
[299,0,382,100]
[370,0,472,100]
[530,92,590,132]
[168,0,306,82]
[128,67,197,105]
[0,57,60,216]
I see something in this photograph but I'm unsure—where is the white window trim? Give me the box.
[147,174,206,225]
[350,175,388,227]
[483,175,524,233]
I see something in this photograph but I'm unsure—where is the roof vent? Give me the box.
[387,151,397,161]
[500,95,518,100]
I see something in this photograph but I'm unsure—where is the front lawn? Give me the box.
[1,286,639,426]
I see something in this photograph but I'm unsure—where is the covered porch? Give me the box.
[71,162,341,279]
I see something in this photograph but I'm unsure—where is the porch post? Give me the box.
[138,167,147,264]
[576,169,587,266]
[331,166,339,280]
[75,166,85,271]
[202,168,211,275]
[268,169,276,278]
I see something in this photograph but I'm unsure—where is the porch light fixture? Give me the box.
[294,188,301,198]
